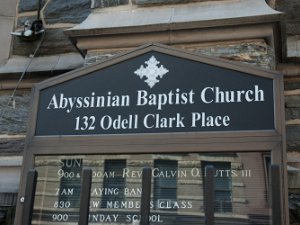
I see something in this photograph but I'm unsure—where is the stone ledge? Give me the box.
[65,0,283,62]
[0,53,83,74]
[0,156,22,166]
[66,0,282,37]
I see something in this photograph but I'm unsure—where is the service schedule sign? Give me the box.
[33,153,271,225]
[35,51,275,136]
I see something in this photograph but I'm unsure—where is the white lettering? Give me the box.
[124,188,142,196]
[136,89,195,110]
[122,168,143,178]
[88,214,119,222]
[47,94,59,110]
[99,115,138,130]
[201,85,265,104]
[143,113,185,129]
[46,92,130,113]
[191,112,230,127]
[126,214,163,223]
[200,87,214,104]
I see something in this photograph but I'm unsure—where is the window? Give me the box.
[33,153,274,224]
[202,161,232,213]
[101,159,126,208]
[154,160,178,209]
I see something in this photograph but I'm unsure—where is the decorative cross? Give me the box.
[134,56,169,88]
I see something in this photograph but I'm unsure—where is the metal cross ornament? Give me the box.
[134,56,169,88]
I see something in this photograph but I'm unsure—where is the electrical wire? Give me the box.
[0,30,46,120]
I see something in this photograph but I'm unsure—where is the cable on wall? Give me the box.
[0,30,46,121]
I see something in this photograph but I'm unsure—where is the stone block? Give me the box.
[84,41,275,69]
[285,95,300,121]
[18,0,46,13]
[286,22,300,35]
[0,93,30,135]
[286,125,300,152]
[286,107,300,121]
[44,0,91,24]
[183,41,275,69]
[285,95,300,108]
[284,79,300,90]
[277,0,300,20]
[84,50,124,65]
[276,0,300,35]
[91,0,128,8]
[0,139,24,156]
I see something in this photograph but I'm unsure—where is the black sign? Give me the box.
[35,51,274,136]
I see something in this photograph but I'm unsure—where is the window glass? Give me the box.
[101,160,126,208]
[33,152,271,225]
[202,161,232,213]
[154,160,178,210]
